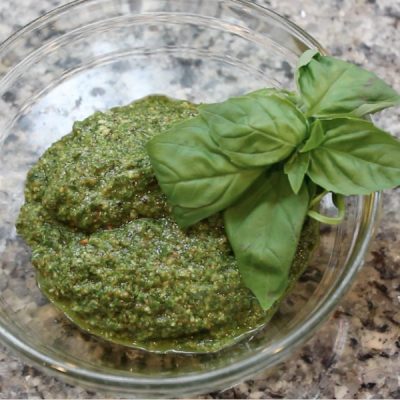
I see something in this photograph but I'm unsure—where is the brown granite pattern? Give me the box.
[0,0,399,398]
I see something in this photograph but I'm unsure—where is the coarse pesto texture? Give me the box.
[17,96,318,353]
[24,97,189,233]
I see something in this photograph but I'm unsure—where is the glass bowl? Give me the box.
[0,0,381,397]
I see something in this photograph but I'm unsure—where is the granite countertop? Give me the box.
[0,0,399,398]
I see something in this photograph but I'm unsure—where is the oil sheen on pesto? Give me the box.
[17,96,317,353]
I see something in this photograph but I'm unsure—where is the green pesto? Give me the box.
[17,96,318,353]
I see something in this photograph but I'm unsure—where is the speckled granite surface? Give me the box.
[0,0,399,398]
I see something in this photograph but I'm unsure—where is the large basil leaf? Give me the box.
[224,170,309,310]
[297,50,400,117]
[198,93,308,168]
[307,117,400,195]
[147,116,263,228]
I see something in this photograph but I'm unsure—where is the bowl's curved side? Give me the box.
[0,0,381,396]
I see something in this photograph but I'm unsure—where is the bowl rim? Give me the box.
[0,0,382,395]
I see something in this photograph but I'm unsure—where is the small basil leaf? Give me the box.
[307,117,400,195]
[224,170,309,310]
[284,152,310,194]
[300,119,325,153]
[297,51,400,117]
[147,116,263,228]
[199,93,308,168]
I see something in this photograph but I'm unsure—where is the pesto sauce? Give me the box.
[17,96,317,353]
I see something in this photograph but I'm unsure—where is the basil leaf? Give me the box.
[171,162,267,227]
[248,88,303,108]
[297,50,400,117]
[300,119,325,153]
[147,116,263,228]
[307,117,400,195]
[284,152,310,194]
[224,170,309,310]
[199,93,308,168]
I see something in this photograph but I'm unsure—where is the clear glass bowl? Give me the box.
[0,0,381,397]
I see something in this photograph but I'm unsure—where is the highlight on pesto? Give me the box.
[16,50,400,353]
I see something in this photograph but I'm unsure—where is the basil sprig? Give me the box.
[147,50,400,310]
